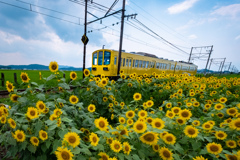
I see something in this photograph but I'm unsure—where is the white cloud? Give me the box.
[176,19,205,30]
[211,4,240,17]
[168,0,199,14]
[188,34,197,39]
[235,35,240,40]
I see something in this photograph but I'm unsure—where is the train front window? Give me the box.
[98,51,103,65]
[93,52,97,65]
[104,51,111,65]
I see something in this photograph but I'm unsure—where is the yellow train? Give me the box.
[91,49,198,77]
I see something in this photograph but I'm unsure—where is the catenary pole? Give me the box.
[82,0,87,79]
[204,45,213,74]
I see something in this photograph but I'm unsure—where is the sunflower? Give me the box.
[1,116,6,124]
[146,117,153,124]
[214,103,224,110]
[179,109,192,120]
[98,152,109,160]
[146,100,154,108]
[88,104,96,112]
[103,97,108,102]
[94,117,109,131]
[123,142,131,155]
[171,107,181,115]
[126,110,135,119]
[110,140,122,153]
[54,108,62,117]
[206,142,222,155]
[163,133,176,145]
[152,144,160,152]
[186,102,192,107]
[119,117,126,124]
[193,101,200,107]
[89,132,99,146]
[133,120,147,133]
[106,137,113,145]
[49,61,59,72]
[55,147,73,160]
[127,119,134,126]
[10,94,19,102]
[159,147,173,160]
[69,95,79,104]
[120,102,125,107]
[69,71,77,80]
[217,113,224,118]
[6,81,14,92]
[26,107,39,120]
[213,131,227,140]
[138,110,148,118]
[39,130,48,141]
[36,101,46,113]
[226,107,238,116]
[20,72,30,83]
[120,74,126,79]
[140,132,158,145]
[133,93,142,101]
[166,103,172,108]
[109,103,113,108]
[30,136,39,146]
[8,118,16,129]
[226,140,237,148]
[63,132,81,148]
[193,156,208,160]
[50,114,57,121]
[100,78,108,87]
[202,122,213,130]
[204,104,211,110]
[229,118,240,130]
[192,120,200,126]
[14,130,26,142]
[176,118,186,125]
[225,154,239,160]
[166,110,175,119]
[219,97,227,103]
[152,118,165,130]
[184,125,198,138]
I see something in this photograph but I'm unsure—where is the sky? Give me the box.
[0,0,239,72]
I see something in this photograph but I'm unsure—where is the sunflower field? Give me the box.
[1,61,240,160]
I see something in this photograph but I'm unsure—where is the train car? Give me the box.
[91,49,198,78]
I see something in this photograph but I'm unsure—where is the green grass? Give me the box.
[0,70,83,91]
[196,73,240,79]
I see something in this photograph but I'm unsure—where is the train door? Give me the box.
[126,57,132,75]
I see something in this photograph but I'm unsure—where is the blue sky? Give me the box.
[0,0,239,71]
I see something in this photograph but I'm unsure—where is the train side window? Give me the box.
[114,56,117,65]
[93,52,97,65]
[135,60,139,67]
[104,51,111,65]
[126,59,129,67]
[153,62,156,68]
[156,63,159,69]
[129,59,132,67]
[146,61,149,68]
[142,61,146,68]
[133,60,135,67]
[139,60,142,68]
[98,51,103,65]
[123,58,125,66]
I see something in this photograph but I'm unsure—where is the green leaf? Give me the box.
[28,144,37,153]
[132,154,140,160]
[8,136,16,146]
[199,148,208,154]
[31,82,38,86]
[19,141,28,151]
[45,119,56,126]
[72,147,81,154]
[57,98,66,103]
[58,130,68,138]
[173,154,181,160]
[178,136,188,144]
[53,139,62,152]
[62,117,72,123]
[47,74,56,81]
[191,140,201,151]
[48,124,58,131]
[46,140,51,149]
[71,127,83,134]
[223,150,233,155]
[77,155,87,160]
[174,143,184,153]
[41,143,47,152]
[58,83,70,89]
[36,93,46,101]
[81,148,92,156]
[18,97,28,103]
[204,136,212,142]
[35,121,42,133]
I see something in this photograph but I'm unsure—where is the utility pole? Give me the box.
[188,47,193,63]
[82,0,87,79]
[219,58,226,75]
[117,0,126,75]
[208,58,213,71]
[204,45,213,74]
[228,62,232,72]
[218,62,222,72]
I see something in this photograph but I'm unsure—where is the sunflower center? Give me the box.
[90,107,93,110]
[205,124,210,128]
[102,81,106,84]
[136,124,143,130]
[13,96,18,101]
[125,145,129,151]
[72,74,76,78]
[154,145,159,150]
[128,112,133,117]
[168,113,173,117]
[21,74,28,80]
[71,97,76,102]
[33,138,38,143]
[108,139,112,144]
[166,136,173,142]
[68,136,76,143]
[92,136,97,143]
[173,109,179,113]
[30,110,36,116]
[120,130,126,135]
[42,133,47,138]
[182,111,189,117]
[178,119,183,124]
[39,104,44,110]
[228,142,234,146]
[11,121,16,126]
[227,155,237,160]
[8,84,12,89]
[135,95,139,99]
[114,144,120,150]
[143,133,154,142]
[17,134,23,139]
[210,145,219,152]
[235,122,240,127]
[140,113,145,117]
[188,128,195,135]
[61,151,70,160]
[147,119,152,123]
[85,71,89,75]
[102,155,108,160]
[51,64,57,70]
[155,122,161,127]
[99,121,105,128]
[163,150,171,158]
[229,109,236,114]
